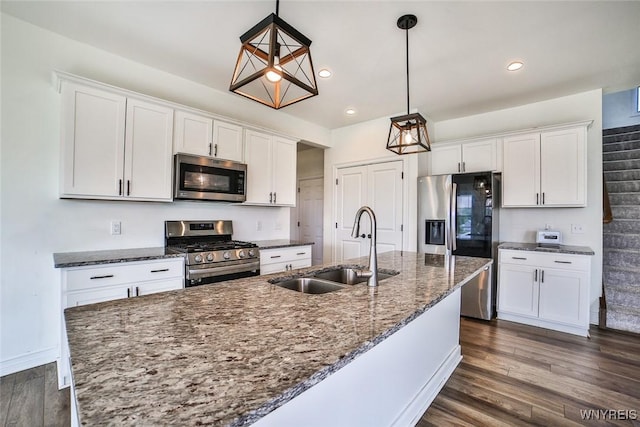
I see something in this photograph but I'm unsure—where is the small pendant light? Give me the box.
[386,14,431,155]
[229,0,318,109]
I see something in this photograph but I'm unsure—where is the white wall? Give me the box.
[428,89,603,324]
[0,14,330,375]
[323,116,419,263]
[603,87,640,129]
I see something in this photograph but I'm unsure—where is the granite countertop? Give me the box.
[65,251,491,426]
[252,239,315,249]
[498,241,595,256]
[53,247,184,268]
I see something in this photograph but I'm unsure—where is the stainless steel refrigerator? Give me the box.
[417,172,500,320]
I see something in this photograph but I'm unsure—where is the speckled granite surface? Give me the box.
[65,251,491,426]
[53,247,184,268]
[498,241,595,256]
[252,239,314,249]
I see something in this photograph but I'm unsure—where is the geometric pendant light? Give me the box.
[386,14,431,155]
[229,0,318,109]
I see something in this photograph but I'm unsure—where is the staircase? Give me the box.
[603,124,640,333]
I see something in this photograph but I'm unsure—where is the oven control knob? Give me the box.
[238,250,246,258]
[223,251,231,260]
[206,253,214,262]
[194,254,203,263]
[248,249,256,257]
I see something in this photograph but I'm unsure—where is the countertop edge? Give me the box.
[498,242,595,256]
[53,248,184,268]
[253,240,315,250]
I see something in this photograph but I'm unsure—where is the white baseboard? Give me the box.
[0,346,59,377]
[392,345,462,427]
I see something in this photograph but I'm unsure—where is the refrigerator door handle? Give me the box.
[450,182,457,252]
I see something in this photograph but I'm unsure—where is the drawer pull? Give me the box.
[135,286,140,297]
[511,257,527,260]
[554,260,572,264]
[534,269,538,282]
[127,288,131,298]
[270,255,281,259]
[90,274,114,280]
[296,252,307,255]
[150,268,169,273]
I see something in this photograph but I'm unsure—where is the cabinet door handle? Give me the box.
[270,255,281,259]
[296,252,306,255]
[127,180,131,196]
[458,162,461,173]
[90,274,114,280]
[534,269,538,282]
[542,192,545,204]
[554,260,572,264]
[273,192,277,204]
[269,192,273,203]
[214,144,218,157]
[536,193,539,205]
[541,270,545,283]
[511,256,527,260]
[462,162,466,172]
[209,143,213,156]
[135,286,140,297]
[150,268,169,273]
[118,179,123,196]
[127,288,131,298]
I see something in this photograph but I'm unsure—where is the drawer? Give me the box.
[499,249,590,272]
[260,246,312,265]
[260,258,312,275]
[65,258,184,291]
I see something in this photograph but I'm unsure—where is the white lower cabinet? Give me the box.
[497,249,590,336]
[59,258,184,388]
[260,246,312,275]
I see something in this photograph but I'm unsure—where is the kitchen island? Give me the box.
[64,251,491,426]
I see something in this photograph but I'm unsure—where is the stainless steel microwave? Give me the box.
[174,153,247,202]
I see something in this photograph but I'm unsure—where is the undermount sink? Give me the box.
[312,268,396,285]
[274,278,345,294]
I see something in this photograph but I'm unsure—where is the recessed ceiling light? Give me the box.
[507,61,524,71]
[318,68,332,78]
[345,108,356,116]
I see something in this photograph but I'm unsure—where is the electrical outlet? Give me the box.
[256,221,262,231]
[571,224,584,234]
[110,220,121,235]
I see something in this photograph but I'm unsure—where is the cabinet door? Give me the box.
[134,278,184,296]
[244,130,273,204]
[538,268,589,327]
[124,98,174,201]
[213,121,244,162]
[60,82,126,198]
[174,110,213,156]
[462,139,497,173]
[498,264,538,317]
[540,127,586,206]
[272,137,297,206]
[66,284,130,307]
[502,133,540,207]
[430,144,461,175]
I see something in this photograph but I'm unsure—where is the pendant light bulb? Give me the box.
[266,64,283,83]
[403,130,413,144]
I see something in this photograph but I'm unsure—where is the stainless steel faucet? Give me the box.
[351,206,378,287]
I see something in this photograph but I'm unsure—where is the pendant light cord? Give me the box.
[275,0,279,16]
[405,25,410,115]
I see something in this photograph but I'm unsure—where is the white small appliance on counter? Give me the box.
[536,230,562,247]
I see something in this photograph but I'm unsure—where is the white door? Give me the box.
[430,144,461,175]
[497,264,538,317]
[244,130,272,204]
[368,161,403,254]
[540,128,586,206]
[60,83,126,197]
[298,178,324,265]
[502,133,540,207]
[173,110,213,156]
[335,161,404,262]
[462,139,497,173]
[272,137,297,206]
[335,165,368,261]
[213,120,244,162]
[124,98,174,200]
[538,268,588,326]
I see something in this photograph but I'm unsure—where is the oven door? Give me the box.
[186,260,260,287]
[174,154,246,202]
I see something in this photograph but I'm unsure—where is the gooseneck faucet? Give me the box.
[351,206,378,287]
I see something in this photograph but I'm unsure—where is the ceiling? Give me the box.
[3,1,640,130]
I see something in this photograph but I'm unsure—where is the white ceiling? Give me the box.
[3,1,640,130]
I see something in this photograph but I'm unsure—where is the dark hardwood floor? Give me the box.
[2,319,639,426]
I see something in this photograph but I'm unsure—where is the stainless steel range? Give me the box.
[165,220,260,287]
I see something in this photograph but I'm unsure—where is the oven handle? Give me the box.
[187,261,260,279]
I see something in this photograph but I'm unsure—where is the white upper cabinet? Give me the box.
[60,81,173,201]
[430,138,497,175]
[502,125,587,207]
[244,129,297,206]
[174,110,243,162]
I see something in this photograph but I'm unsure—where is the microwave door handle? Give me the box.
[450,183,457,252]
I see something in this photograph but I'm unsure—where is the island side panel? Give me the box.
[251,288,462,427]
